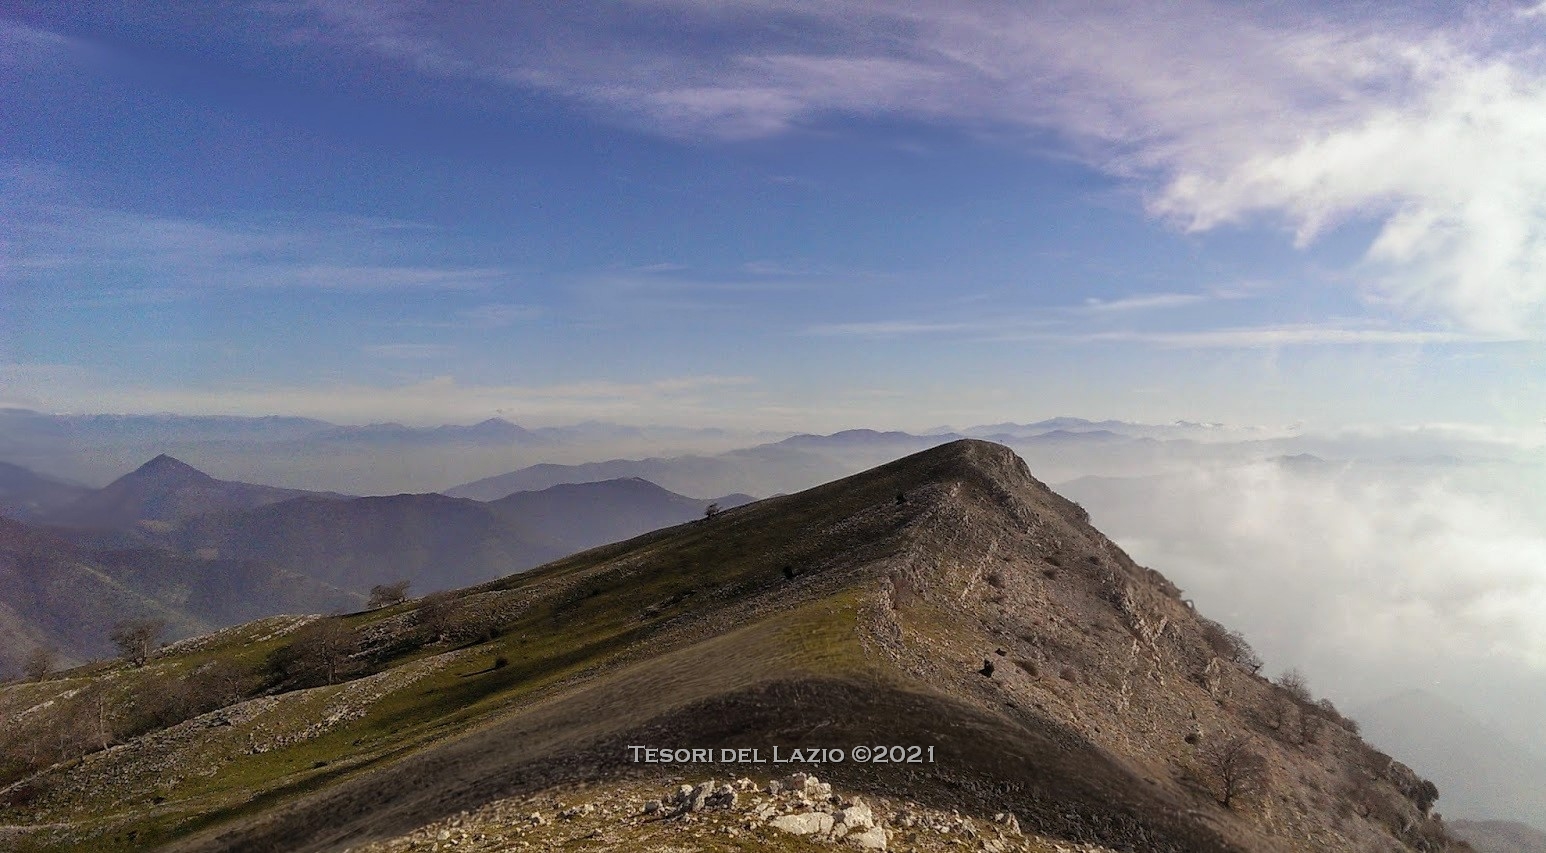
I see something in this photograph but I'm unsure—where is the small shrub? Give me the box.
[1015,659,1039,677]
[0,779,49,810]
[493,656,509,670]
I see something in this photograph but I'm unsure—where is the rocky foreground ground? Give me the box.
[346,772,1119,852]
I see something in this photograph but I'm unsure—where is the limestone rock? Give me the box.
[847,825,888,849]
[839,800,875,830]
[770,811,836,836]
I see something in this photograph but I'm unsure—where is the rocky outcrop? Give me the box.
[347,774,1108,853]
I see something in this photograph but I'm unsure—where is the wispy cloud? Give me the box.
[270,1,1546,335]
[458,303,539,328]
[809,315,1520,348]
[0,19,82,69]
[1071,325,1523,348]
[252,264,503,291]
[805,320,994,338]
[630,262,690,274]
[361,343,456,359]
[0,366,761,426]
[1076,293,1208,313]
[7,202,512,295]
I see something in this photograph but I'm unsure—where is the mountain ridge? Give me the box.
[0,440,1467,852]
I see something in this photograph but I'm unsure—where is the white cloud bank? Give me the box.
[279,0,1546,335]
[1068,456,1546,748]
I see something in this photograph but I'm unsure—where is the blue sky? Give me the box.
[4,1,1545,430]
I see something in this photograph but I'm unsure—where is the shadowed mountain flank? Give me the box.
[0,517,357,676]
[169,478,753,595]
[0,462,91,522]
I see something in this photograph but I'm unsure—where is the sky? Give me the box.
[5,0,1546,431]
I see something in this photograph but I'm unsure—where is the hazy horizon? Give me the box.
[8,2,1546,433]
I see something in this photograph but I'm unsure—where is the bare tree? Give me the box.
[1277,668,1313,704]
[110,619,166,667]
[1265,691,1296,735]
[1199,618,1263,674]
[367,579,411,610]
[285,617,358,685]
[1223,628,1264,674]
[416,591,457,642]
[1201,735,1269,808]
[187,659,251,708]
[23,646,54,681]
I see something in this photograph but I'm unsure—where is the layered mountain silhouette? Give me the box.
[439,425,1238,502]
[0,457,759,677]
[171,478,750,594]
[310,418,541,445]
[0,441,1467,852]
[441,439,946,500]
[0,462,90,521]
[36,454,350,530]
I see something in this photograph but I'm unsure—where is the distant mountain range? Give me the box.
[441,425,1205,501]
[0,456,757,678]
[307,418,541,445]
[0,409,771,493]
[167,480,745,594]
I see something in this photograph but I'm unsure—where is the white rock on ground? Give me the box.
[839,799,875,830]
[769,811,835,836]
[847,824,888,849]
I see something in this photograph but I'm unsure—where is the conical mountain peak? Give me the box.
[127,454,216,484]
